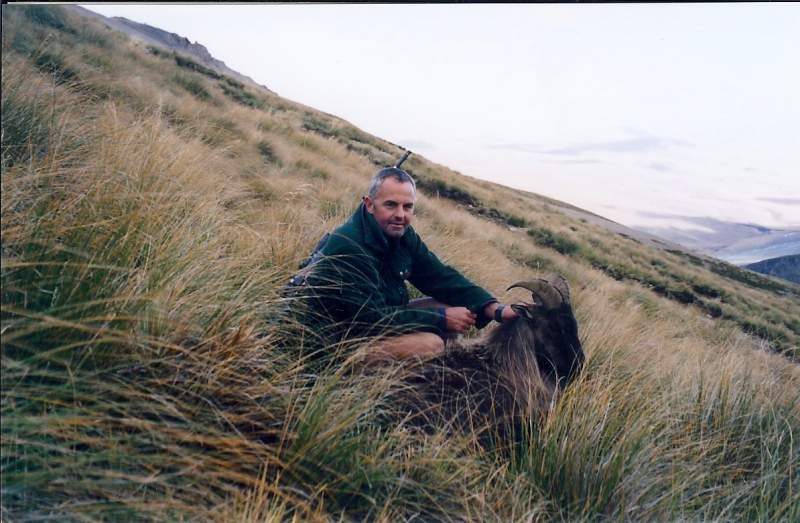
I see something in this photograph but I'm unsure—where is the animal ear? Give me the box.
[511,303,534,320]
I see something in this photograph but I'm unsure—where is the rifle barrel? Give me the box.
[395,150,412,168]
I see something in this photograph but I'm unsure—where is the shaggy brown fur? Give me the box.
[394,274,584,434]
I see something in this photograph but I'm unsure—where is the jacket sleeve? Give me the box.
[406,234,497,327]
[306,239,446,338]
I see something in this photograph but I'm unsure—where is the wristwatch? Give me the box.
[494,304,506,323]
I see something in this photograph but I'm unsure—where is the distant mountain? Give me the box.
[714,230,800,266]
[745,255,800,284]
[635,214,800,265]
[66,5,272,94]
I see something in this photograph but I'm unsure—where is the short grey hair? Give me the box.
[367,167,417,199]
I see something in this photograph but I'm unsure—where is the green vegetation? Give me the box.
[690,280,725,299]
[174,52,222,79]
[220,80,265,109]
[2,5,799,521]
[1,62,57,168]
[527,226,581,256]
[173,72,211,100]
[32,49,78,83]
[708,258,790,293]
[20,4,75,33]
[149,44,251,106]
[257,140,280,164]
[414,170,481,206]
[147,44,171,59]
[302,114,382,149]
[409,168,530,228]
[302,113,339,139]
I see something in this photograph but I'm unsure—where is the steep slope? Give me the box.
[65,5,273,94]
[2,5,798,522]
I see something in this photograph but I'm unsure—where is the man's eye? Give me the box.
[404,205,414,211]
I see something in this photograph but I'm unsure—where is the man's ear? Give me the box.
[363,195,375,214]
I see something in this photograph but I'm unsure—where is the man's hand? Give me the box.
[444,307,477,334]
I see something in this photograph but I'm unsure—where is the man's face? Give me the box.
[364,177,416,239]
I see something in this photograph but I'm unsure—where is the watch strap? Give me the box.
[494,304,506,323]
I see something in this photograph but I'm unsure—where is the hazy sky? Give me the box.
[84,4,799,231]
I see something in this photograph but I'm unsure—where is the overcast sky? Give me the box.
[83,3,799,232]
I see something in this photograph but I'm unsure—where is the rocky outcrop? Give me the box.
[65,5,273,93]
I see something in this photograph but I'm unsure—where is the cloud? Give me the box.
[645,161,673,173]
[488,136,691,156]
[486,143,540,154]
[757,197,800,206]
[545,137,690,156]
[543,158,603,165]
[635,211,776,233]
[399,139,436,150]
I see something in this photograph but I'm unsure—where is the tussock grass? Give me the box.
[3,5,799,521]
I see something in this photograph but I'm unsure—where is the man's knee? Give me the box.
[364,331,444,364]
[419,332,445,355]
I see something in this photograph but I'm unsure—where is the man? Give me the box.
[290,165,517,363]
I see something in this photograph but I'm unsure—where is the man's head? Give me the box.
[364,167,417,239]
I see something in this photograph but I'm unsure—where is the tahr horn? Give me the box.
[544,273,571,305]
[506,277,563,309]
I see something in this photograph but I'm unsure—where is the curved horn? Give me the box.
[506,278,563,309]
[544,273,571,305]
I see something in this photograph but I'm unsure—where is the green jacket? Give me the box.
[299,203,496,341]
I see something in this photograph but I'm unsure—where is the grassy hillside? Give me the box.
[2,5,798,521]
